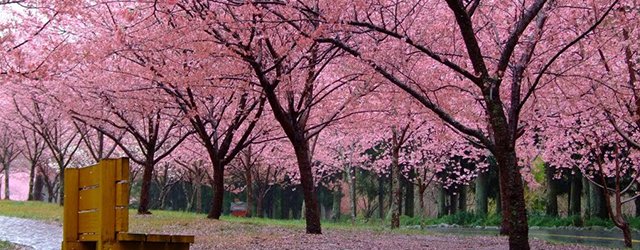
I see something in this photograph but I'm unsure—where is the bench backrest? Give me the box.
[63,158,131,243]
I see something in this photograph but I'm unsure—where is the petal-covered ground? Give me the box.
[0,201,608,250]
[129,214,604,250]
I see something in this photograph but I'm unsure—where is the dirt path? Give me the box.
[0,216,61,250]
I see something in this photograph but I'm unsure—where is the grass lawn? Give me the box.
[0,240,19,250]
[0,200,600,249]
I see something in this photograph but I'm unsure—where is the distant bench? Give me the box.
[62,158,195,250]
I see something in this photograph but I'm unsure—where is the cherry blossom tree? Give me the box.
[0,123,21,200]
[282,0,623,247]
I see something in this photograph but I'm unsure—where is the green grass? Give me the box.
[0,240,20,250]
[3,200,636,234]
[0,200,63,222]
[0,200,433,236]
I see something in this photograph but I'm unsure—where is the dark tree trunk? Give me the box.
[208,164,225,219]
[449,192,458,215]
[4,164,10,200]
[245,169,253,218]
[458,185,467,212]
[390,129,402,229]
[545,164,558,217]
[138,159,154,214]
[292,135,322,234]
[281,185,290,219]
[590,177,608,219]
[438,184,447,218]
[496,161,509,235]
[569,173,582,216]
[257,193,264,218]
[636,185,640,217]
[622,223,632,248]
[419,185,426,229]
[378,176,384,219]
[58,166,64,206]
[34,174,44,201]
[583,177,591,219]
[494,149,529,249]
[475,167,489,215]
[496,189,502,215]
[28,164,36,201]
[398,182,403,216]
[196,181,202,213]
[405,172,415,217]
[331,185,342,221]
[348,164,357,224]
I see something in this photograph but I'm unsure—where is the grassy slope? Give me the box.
[0,200,424,235]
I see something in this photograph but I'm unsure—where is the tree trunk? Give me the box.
[438,184,447,218]
[475,167,489,215]
[405,174,415,217]
[28,163,36,201]
[34,174,44,201]
[494,149,529,249]
[450,192,458,215]
[622,223,632,248]
[138,160,154,214]
[245,169,253,218]
[292,135,322,234]
[496,188,502,215]
[583,176,590,219]
[398,181,403,216]
[257,193,264,218]
[196,180,202,213]
[419,185,426,229]
[390,129,402,229]
[58,165,64,206]
[545,164,558,217]
[569,173,582,217]
[4,164,10,200]
[281,186,290,219]
[378,176,384,219]
[590,178,608,219]
[458,185,466,212]
[348,164,357,225]
[208,163,225,219]
[331,185,342,221]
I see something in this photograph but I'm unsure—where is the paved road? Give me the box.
[0,216,61,250]
[427,227,640,249]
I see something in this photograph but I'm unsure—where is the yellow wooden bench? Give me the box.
[62,158,195,250]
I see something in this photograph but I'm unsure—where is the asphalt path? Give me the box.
[0,216,60,250]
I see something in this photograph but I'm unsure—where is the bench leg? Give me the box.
[117,242,190,250]
[62,241,94,250]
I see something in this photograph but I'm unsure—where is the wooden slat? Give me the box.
[78,211,99,234]
[99,159,117,242]
[146,234,172,242]
[78,234,99,242]
[63,168,79,242]
[78,188,100,211]
[115,207,128,232]
[78,165,99,188]
[117,232,146,242]
[171,235,195,243]
[116,183,130,207]
[116,157,130,181]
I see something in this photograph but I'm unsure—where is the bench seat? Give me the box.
[117,233,195,243]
